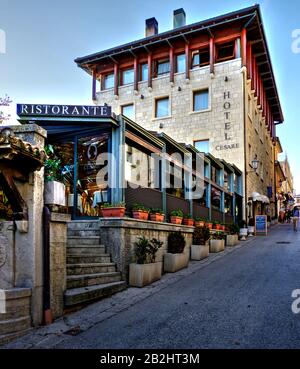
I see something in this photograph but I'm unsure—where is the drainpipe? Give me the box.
[43,206,52,325]
[161,146,167,217]
[242,64,248,223]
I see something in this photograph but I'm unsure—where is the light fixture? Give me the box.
[224,76,229,82]
[279,178,283,188]
[252,155,260,171]
[140,94,144,99]
[178,86,182,92]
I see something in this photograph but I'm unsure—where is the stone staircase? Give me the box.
[64,221,126,308]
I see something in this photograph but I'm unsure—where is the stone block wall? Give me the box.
[99,218,194,280]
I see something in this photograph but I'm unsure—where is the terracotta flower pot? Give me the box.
[195,221,205,228]
[220,225,225,231]
[102,207,125,218]
[132,210,149,220]
[170,216,183,225]
[183,219,194,226]
[150,213,165,222]
[214,224,221,230]
[205,222,213,230]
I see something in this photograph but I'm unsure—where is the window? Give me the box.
[122,104,134,120]
[194,139,209,153]
[193,89,209,111]
[192,48,209,68]
[140,63,148,81]
[211,186,221,210]
[215,41,235,63]
[176,54,186,73]
[155,97,169,118]
[156,60,170,76]
[103,73,114,89]
[224,171,229,191]
[122,68,134,85]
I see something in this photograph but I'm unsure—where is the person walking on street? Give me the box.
[293,207,300,232]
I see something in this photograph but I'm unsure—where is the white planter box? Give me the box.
[191,244,209,261]
[44,181,66,206]
[129,262,162,287]
[226,235,239,247]
[164,253,189,273]
[210,239,225,253]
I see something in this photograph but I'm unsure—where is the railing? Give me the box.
[166,193,190,218]
[225,214,234,224]
[211,208,223,222]
[193,203,209,219]
[125,184,163,214]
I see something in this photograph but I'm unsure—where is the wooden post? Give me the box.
[114,63,119,96]
[210,37,214,74]
[148,52,152,88]
[185,42,190,79]
[134,56,138,92]
[170,46,174,83]
[92,69,97,101]
[241,28,247,67]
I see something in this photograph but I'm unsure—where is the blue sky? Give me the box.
[0,0,299,192]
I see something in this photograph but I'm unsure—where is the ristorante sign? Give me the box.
[17,104,111,118]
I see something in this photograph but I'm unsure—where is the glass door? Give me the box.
[75,133,110,218]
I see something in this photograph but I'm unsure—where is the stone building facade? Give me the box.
[75,5,284,221]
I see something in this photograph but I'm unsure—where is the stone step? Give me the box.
[67,246,106,256]
[64,281,127,307]
[67,254,111,264]
[67,272,122,289]
[68,221,100,231]
[68,236,101,246]
[0,316,31,336]
[67,229,101,237]
[67,263,116,276]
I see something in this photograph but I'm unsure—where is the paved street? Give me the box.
[5,224,300,349]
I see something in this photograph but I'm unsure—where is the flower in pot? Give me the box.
[44,144,66,206]
[132,203,149,220]
[213,221,221,230]
[183,214,194,227]
[101,202,126,217]
[170,209,184,225]
[150,208,165,222]
[191,226,211,261]
[210,232,226,253]
[205,218,213,230]
[164,232,188,273]
[194,217,206,228]
[239,220,248,241]
[129,236,164,287]
[248,218,255,236]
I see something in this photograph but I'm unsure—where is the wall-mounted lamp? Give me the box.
[159,123,164,129]
[178,86,182,92]
[224,76,229,82]
[140,94,144,99]
[247,155,260,174]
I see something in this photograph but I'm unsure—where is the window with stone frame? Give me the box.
[191,48,209,69]
[215,41,236,63]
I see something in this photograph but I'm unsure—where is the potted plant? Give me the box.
[248,218,255,237]
[239,220,248,241]
[183,214,194,227]
[129,237,163,287]
[205,219,213,230]
[226,224,240,247]
[150,208,165,222]
[212,221,221,231]
[164,232,189,273]
[170,209,184,225]
[132,203,149,220]
[191,226,211,261]
[194,217,206,228]
[220,223,226,232]
[210,232,225,253]
[101,202,126,217]
[44,144,66,206]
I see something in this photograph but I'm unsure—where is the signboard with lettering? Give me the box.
[255,215,268,236]
[17,104,111,118]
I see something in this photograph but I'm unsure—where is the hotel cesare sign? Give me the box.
[17,104,112,118]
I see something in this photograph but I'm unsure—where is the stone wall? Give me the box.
[97,59,245,171]
[0,222,14,289]
[49,212,70,319]
[99,218,194,280]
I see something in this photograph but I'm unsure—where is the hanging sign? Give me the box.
[255,215,268,236]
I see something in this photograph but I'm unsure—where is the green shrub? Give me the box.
[170,209,184,218]
[148,238,163,263]
[134,236,163,264]
[132,203,150,212]
[229,223,240,235]
[193,226,211,245]
[168,232,186,254]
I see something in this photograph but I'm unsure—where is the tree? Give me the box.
[0,94,12,123]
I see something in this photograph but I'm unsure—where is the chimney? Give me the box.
[145,17,158,37]
[173,8,186,29]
